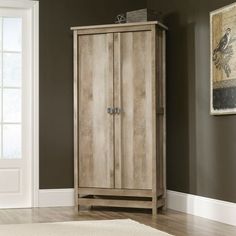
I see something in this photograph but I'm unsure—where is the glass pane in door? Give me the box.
[0,17,22,160]
[3,18,22,52]
[3,89,21,122]
[3,53,21,87]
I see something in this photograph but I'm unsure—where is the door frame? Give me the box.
[0,0,39,208]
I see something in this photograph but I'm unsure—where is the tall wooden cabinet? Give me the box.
[71,21,167,215]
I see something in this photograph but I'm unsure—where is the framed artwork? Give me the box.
[210,3,236,115]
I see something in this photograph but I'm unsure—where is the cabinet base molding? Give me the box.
[78,197,165,209]
[77,188,165,215]
[78,188,163,197]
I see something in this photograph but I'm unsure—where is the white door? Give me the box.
[0,8,32,208]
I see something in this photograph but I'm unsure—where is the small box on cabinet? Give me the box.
[126,9,159,23]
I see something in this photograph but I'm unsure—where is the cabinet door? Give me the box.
[114,30,155,190]
[77,33,114,188]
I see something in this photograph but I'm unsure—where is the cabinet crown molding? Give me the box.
[71,21,168,31]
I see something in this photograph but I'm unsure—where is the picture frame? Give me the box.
[210,2,236,115]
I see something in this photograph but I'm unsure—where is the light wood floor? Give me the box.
[0,207,235,236]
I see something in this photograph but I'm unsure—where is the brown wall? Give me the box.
[39,0,236,203]
[147,0,236,203]
[39,0,146,189]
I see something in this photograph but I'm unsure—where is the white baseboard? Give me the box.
[38,189,74,207]
[167,190,236,226]
[38,189,236,226]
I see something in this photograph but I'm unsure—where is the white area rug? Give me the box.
[0,219,172,236]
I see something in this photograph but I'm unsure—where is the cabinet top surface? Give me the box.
[71,21,168,31]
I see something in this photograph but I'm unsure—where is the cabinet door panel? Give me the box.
[114,31,154,190]
[78,33,114,188]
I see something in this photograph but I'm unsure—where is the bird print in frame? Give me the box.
[210,3,236,115]
[213,28,234,78]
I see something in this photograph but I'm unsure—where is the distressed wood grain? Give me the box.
[78,33,114,188]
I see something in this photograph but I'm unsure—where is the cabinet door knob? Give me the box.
[107,107,121,115]
[107,107,112,114]
[114,108,121,115]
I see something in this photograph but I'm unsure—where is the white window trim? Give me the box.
[0,0,39,207]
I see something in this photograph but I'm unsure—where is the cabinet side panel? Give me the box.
[116,30,153,190]
[74,31,78,206]
[156,28,166,192]
[78,34,114,188]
